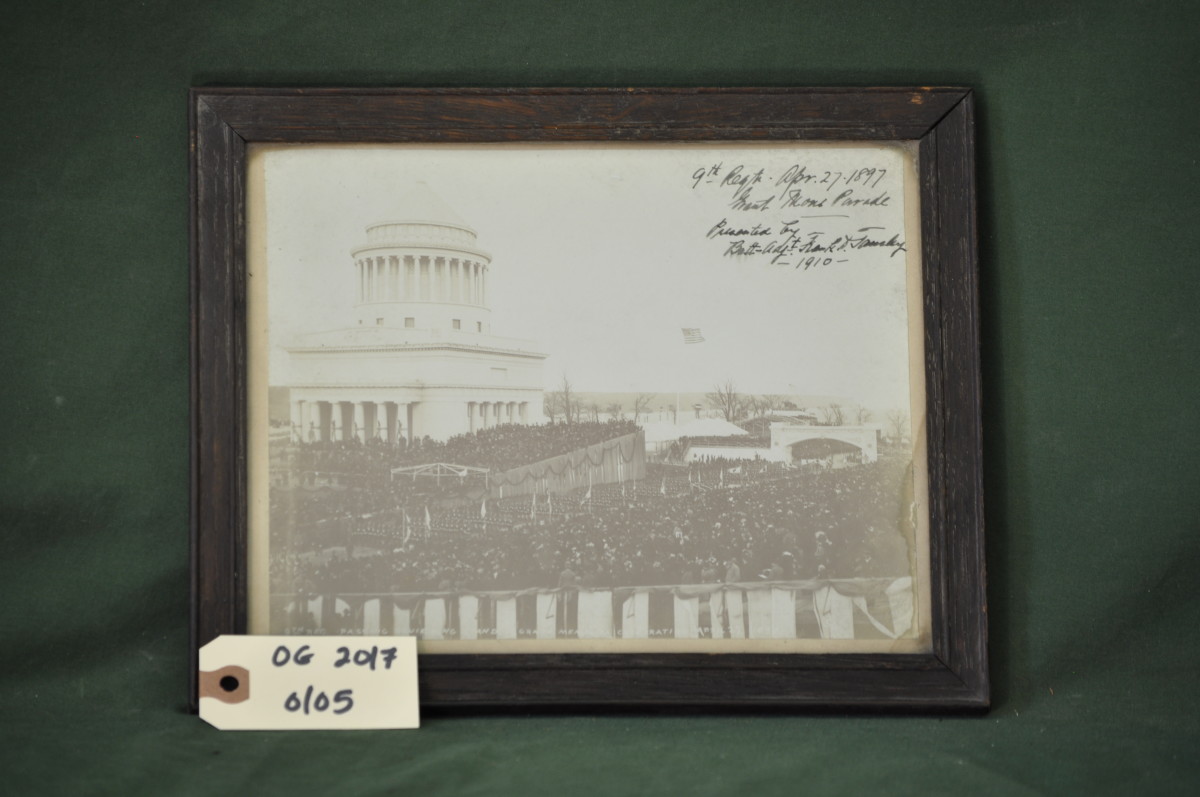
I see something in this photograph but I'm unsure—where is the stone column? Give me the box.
[385,402,397,444]
[365,402,379,441]
[299,400,312,441]
[290,400,302,441]
[404,255,415,298]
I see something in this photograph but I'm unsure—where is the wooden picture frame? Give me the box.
[191,87,986,711]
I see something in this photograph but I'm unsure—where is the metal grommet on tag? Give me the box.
[199,665,250,704]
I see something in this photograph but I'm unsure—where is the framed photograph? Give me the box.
[191,88,986,710]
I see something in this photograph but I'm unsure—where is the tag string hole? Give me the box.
[219,675,240,692]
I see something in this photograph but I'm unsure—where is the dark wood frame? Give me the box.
[190,87,986,712]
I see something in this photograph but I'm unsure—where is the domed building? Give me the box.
[285,183,547,443]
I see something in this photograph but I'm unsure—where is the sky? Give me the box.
[256,141,919,411]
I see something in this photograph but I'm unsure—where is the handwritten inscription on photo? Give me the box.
[694,154,907,269]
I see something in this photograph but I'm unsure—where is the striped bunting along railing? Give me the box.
[273,578,914,641]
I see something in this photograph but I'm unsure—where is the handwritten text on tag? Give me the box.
[198,635,419,730]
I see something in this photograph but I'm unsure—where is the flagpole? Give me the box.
[678,328,705,431]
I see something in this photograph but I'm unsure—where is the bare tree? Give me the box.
[885,409,909,442]
[547,374,575,425]
[762,394,785,414]
[543,391,561,422]
[605,401,624,421]
[819,403,845,426]
[632,393,656,424]
[588,402,601,422]
[707,378,745,422]
[854,406,873,425]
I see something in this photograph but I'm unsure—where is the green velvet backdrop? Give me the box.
[1,1,1196,794]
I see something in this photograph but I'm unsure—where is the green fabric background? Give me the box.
[1,0,1196,794]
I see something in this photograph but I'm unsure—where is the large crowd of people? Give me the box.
[284,419,639,485]
[269,419,641,544]
[268,447,914,599]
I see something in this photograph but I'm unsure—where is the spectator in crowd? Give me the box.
[269,431,913,597]
[724,558,741,583]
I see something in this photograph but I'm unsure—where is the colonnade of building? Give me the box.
[355,254,488,305]
[289,398,530,444]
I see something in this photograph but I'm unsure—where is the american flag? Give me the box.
[682,327,705,344]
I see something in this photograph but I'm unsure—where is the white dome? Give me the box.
[370,181,471,230]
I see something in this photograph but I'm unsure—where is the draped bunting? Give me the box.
[423,599,446,640]
[459,595,479,640]
[813,585,856,639]
[495,597,518,639]
[726,590,746,639]
[887,577,914,638]
[393,606,411,636]
[363,599,380,635]
[536,592,557,639]
[274,577,914,641]
[487,432,646,498]
[708,590,726,639]
[621,591,650,639]
[673,595,700,638]
[577,590,614,638]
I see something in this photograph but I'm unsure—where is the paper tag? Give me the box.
[198,636,419,730]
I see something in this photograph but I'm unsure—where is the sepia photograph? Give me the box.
[244,140,931,653]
